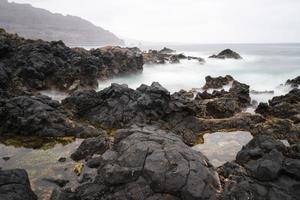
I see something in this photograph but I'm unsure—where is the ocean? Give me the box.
[97,43,300,103]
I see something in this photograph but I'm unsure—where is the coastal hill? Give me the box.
[0,0,124,46]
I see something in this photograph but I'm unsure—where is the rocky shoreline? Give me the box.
[0,29,299,200]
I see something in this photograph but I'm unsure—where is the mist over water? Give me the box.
[98,43,300,103]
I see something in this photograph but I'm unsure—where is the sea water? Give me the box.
[98,43,300,103]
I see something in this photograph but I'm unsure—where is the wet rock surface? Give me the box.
[0,169,38,200]
[209,49,242,59]
[219,135,300,200]
[0,28,144,93]
[51,126,221,200]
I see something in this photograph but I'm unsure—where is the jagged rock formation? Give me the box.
[286,75,300,88]
[62,76,258,145]
[0,94,105,137]
[255,89,300,143]
[0,0,124,46]
[51,126,221,200]
[143,48,205,65]
[219,135,300,200]
[202,75,234,90]
[0,28,143,93]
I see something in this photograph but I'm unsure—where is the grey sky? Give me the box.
[9,0,300,43]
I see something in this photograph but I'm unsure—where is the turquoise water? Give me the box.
[98,44,300,103]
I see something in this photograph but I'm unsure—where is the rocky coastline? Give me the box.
[0,29,299,200]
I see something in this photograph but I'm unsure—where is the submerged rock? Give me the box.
[209,49,242,59]
[51,126,221,200]
[0,169,37,200]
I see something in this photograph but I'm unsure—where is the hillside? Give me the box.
[0,0,124,46]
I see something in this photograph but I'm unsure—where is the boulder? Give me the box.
[0,94,105,137]
[202,75,234,90]
[159,47,176,54]
[71,135,110,161]
[219,135,300,200]
[0,169,37,200]
[51,126,221,200]
[209,49,242,59]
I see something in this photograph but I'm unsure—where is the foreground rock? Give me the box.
[52,126,221,200]
[219,135,300,200]
[0,169,37,200]
[71,135,110,161]
[209,49,242,59]
[0,94,105,137]
[0,28,143,93]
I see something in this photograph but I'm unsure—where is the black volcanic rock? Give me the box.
[219,135,300,200]
[63,78,257,145]
[0,29,143,93]
[209,49,242,59]
[0,0,123,46]
[159,47,176,54]
[71,135,110,161]
[51,126,221,200]
[142,49,205,65]
[255,88,300,122]
[0,94,105,137]
[254,88,300,143]
[0,169,37,200]
[286,75,300,88]
[202,75,234,90]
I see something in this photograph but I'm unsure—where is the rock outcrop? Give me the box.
[0,169,37,200]
[202,75,234,90]
[286,75,300,88]
[255,89,300,143]
[159,47,176,54]
[142,49,205,65]
[219,135,300,200]
[0,28,143,93]
[63,76,255,145]
[209,49,242,59]
[0,94,105,137]
[51,126,221,200]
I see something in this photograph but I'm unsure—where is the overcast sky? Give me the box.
[9,0,300,43]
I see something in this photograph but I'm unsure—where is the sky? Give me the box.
[9,0,300,43]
